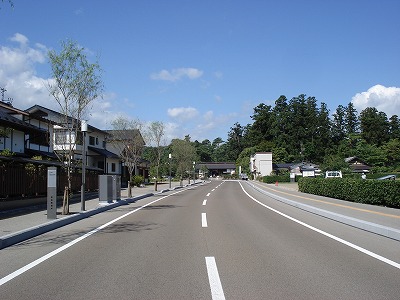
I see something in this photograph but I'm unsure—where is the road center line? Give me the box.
[206,193,210,197]
[202,213,208,227]
[203,199,207,206]
[239,182,400,270]
[205,256,226,300]
[0,188,188,287]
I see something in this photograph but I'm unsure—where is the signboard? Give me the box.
[302,170,315,177]
[47,167,57,219]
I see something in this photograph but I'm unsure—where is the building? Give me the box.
[345,156,371,173]
[196,162,236,178]
[250,152,273,179]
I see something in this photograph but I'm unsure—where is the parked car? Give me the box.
[325,171,342,178]
[376,175,396,180]
[240,173,249,180]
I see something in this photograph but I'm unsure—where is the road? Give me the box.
[0,180,399,299]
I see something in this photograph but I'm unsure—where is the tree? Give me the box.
[170,138,198,183]
[108,117,145,197]
[48,40,103,215]
[146,121,166,190]
[345,102,359,134]
[331,105,346,144]
[359,107,389,146]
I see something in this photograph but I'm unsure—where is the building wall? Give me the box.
[0,128,25,153]
[250,152,273,178]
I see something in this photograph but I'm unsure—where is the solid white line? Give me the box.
[0,188,188,287]
[203,199,207,206]
[238,182,400,270]
[202,213,208,227]
[205,256,226,300]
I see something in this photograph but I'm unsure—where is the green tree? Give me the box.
[359,107,389,146]
[389,115,400,139]
[331,104,346,144]
[170,138,198,183]
[48,40,103,215]
[146,121,166,190]
[345,102,359,134]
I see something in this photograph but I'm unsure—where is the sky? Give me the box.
[0,0,399,143]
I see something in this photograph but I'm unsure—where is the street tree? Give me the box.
[108,117,145,198]
[146,121,166,190]
[170,137,198,184]
[48,40,103,214]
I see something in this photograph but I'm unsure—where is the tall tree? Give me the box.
[345,102,359,134]
[359,107,389,145]
[170,138,198,183]
[108,117,145,197]
[48,40,103,214]
[146,121,166,191]
[331,104,346,144]
[389,115,400,139]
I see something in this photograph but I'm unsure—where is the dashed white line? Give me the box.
[205,256,226,300]
[206,193,211,197]
[212,189,215,191]
[202,213,208,227]
[203,199,207,206]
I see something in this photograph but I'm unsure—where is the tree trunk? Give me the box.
[62,186,69,215]
[128,181,132,198]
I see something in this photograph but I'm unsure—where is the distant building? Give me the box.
[196,162,236,178]
[345,156,371,173]
[250,152,273,179]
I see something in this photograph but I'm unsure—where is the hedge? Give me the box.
[298,177,400,208]
[262,175,290,184]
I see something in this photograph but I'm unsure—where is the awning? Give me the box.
[88,146,119,159]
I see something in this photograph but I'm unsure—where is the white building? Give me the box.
[250,152,273,179]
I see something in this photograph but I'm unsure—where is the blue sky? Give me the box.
[1,0,399,143]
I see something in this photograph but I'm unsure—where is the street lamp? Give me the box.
[193,161,196,183]
[169,153,172,188]
[81,120,88,211]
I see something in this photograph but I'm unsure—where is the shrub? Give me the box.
[131,175,144,187]
[298,177,400,208]
[262,174,290,184]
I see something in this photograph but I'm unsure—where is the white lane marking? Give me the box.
[206,193,210,197]
[0,188,189,287]
[205,256,226,300]
[203,199,207,206]
[202,213,208,227]
[239,182,400,270]
[212,189,215,191]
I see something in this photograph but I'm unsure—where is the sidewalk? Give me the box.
[0,181,197,249]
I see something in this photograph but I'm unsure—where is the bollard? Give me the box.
[275,181,278,186]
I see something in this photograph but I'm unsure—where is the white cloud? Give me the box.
[167,106,199,121]
[352,84,400,116]
[150,68,203,82]
[10,33,28,46]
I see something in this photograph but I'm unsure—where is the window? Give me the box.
[89,136,95,146]
[111,163,116,172]
[96,137,99,145]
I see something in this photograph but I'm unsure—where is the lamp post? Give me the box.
[193,161,195,183]
[81,120,88,211]
[169,153,172,188]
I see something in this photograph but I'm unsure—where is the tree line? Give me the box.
[146,94,400,178]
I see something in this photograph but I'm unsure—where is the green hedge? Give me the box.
[298,177,400,208]
[262,175,290,184]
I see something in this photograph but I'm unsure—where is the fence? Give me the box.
[0,163,99,200]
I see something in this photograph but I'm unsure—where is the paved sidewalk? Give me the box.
[0,181,198,249]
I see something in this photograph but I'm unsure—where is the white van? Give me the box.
[325,171,342,178]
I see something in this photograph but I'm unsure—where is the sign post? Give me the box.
[47,167,57,219]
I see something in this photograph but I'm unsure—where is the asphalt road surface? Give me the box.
[1,180,399,299]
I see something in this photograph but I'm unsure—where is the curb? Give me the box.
[247,182,400,242]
